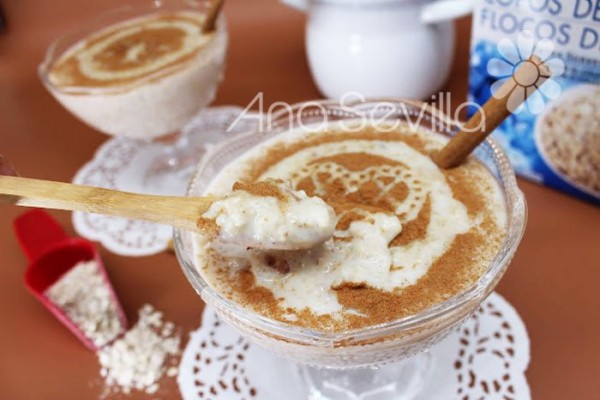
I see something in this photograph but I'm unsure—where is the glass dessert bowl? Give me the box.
[174,99,527,398]
[39,0,228,193]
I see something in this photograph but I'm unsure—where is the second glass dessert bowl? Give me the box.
[174,99,527,398]
[39,0,228,193]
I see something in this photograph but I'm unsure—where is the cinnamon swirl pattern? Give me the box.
[194,124,507,330]
[50,12,211,89]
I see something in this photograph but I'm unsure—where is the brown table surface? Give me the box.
[1,1,599,399]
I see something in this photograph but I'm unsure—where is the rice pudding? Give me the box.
[193,124,508,332]
[43,11,227,139]
[200,179,337,250]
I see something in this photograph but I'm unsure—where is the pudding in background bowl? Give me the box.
[39,1,227,140]
[174,99,527,370]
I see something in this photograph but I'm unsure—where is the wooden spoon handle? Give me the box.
[433,55,551,169]
[0,175,216,232]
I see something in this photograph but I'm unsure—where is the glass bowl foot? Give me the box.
[299,353,433,400]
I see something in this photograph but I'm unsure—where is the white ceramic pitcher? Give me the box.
[282,0,474,99]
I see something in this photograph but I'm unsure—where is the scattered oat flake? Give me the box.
[98,304,181,396]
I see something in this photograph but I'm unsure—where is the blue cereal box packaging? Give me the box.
[469,0,599,204]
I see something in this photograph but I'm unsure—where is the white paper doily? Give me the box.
[178,292,530,400]
[72,106,259,256]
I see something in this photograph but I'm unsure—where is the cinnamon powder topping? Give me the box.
[50,12,212,89]
[310,153,406,172]
[197,217,219,236]
[232,180,287,201]
[389,195,431,247]
[196,126,507,332]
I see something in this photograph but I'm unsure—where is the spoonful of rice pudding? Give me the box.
[199,180,337,250]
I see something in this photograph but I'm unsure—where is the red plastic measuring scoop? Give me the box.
[13,209,128,351]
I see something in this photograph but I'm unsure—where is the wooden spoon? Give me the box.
[0,175,336,250]
[433,55,552,169]
[0,175,217,233]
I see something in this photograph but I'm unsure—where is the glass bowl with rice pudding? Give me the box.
[174,99,527,398]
